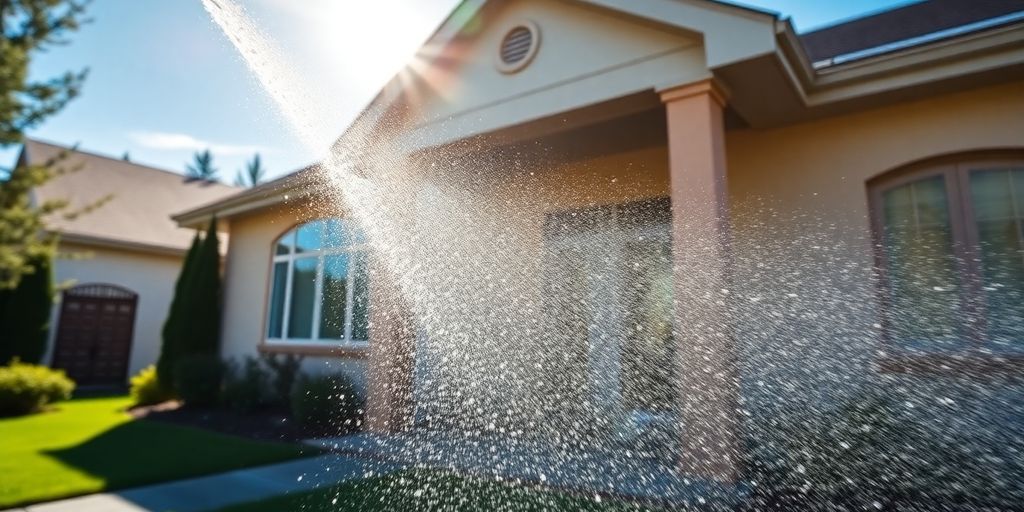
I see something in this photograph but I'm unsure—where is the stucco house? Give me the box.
[174,0,1024,493]
[21,140,237,386]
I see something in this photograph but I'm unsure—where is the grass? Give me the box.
[0,395,311,508]
[218,470,663,512]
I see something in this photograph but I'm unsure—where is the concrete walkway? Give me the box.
[309,432,746,509]
[7,454,398,512]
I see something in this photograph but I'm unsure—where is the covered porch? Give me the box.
[363,79,743,483]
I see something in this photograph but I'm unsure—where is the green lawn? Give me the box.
[218,470,663,512]
[0,395,311,508]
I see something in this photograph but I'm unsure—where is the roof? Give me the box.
[800,0,1024,64]
[174,0,1024,225]
[22,139,239,255]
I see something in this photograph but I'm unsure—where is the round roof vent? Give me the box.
[497,21,540,73]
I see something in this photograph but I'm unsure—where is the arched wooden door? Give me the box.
[52,284,138,386]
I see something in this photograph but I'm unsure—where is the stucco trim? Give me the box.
[258,343,368,359]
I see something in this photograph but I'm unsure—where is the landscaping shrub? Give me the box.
[0,360,74,416]
[261,353,303,406]
[290,372,363,432]
[173,354,224,408]
[0,254,55,365]
[222,356,270,413]
[129,365,175,407]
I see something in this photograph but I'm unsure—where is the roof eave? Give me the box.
[58,232,190,258]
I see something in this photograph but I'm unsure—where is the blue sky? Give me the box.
[5,0,913,182]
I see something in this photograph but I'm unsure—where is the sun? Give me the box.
[281,0,444,91]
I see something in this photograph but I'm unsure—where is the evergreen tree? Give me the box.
[0,253,54,364]
[234,153,266,187]
[185,149,218,181]
[182,217,222,356]
[1,0,90,290]
[156,232,201,390]
[1,1,89,146]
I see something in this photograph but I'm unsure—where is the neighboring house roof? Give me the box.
[800,0,1024,64]
[21,139,239,255]
[173,0,1024,227]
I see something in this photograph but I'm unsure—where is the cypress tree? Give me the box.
[183,217,222,356]
[0,254,55,364]
[156,232,201,389]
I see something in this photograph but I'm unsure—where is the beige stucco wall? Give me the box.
[398,0,706,150]
[219,204,368,388]
[398,79,1024,431]
[728,80,1024,223]
[218,76,1022,437]
[715,82,1024,474]
[44,242,185,382]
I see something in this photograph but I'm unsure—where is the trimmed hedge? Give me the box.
[0,360,74,416]
[222,357,270,414]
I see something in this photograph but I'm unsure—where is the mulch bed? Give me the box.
[129,401,329,444]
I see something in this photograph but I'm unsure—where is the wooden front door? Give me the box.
[52,284,138,386]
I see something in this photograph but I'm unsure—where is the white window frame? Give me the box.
[266,220,370,348]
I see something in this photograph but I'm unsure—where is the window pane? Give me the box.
[319,255,349,340]
[881,176,963,351]
[287,257,317,338]
[267,262,288,338]
[295,220,324,253]
[321,219,351,249]
[970,168,1024,351]
[275,229,294,255]
[351,254,371,341]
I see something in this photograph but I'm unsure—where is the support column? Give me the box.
[660,79,741,483]
[364,259,416,434]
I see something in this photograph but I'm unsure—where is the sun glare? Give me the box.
[273,0,446,94]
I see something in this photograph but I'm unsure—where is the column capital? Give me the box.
[658,79,728,108]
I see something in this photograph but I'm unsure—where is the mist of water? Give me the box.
[202,1,1024,510]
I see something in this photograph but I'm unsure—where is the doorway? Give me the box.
[543,198,676,448]
[52,284,138,386]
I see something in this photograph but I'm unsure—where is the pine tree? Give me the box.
[1,0,90,290]
[234,153,266,187]
[185,149,218,181]
[1,1,89,147]
[0,253,54,364]
[156,232,201,390]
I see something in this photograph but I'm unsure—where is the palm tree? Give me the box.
[186,149,218,181]
[234,153,266,187]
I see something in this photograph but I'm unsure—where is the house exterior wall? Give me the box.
[216,78,1022,471]
[723,79,1024,467]
[44,242,184,381]
[219,205,368,389]
[401,79,1024,440]
[397,0,707,150]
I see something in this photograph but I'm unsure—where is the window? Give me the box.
[267,219,371,346]
[870,154,1024,358]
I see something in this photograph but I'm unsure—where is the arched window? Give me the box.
[869,153,1023,356]
[266,218,370,345]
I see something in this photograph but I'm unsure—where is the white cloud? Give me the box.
[128,131,270,156]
